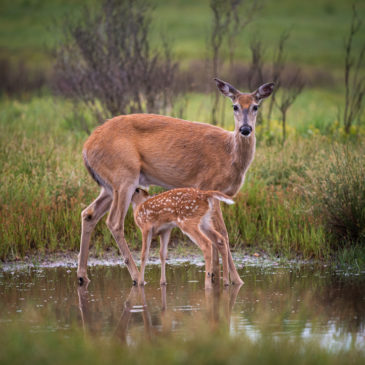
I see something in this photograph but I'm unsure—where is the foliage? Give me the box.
[54,0,179,122]
[308,145,365,245]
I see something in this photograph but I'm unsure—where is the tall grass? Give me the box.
[309,145,365,245]
[223,182,327,259]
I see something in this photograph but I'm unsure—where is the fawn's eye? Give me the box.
[135,188,140,193]
[233,105,239,111]
[252,105,258,112]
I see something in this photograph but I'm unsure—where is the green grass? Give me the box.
[1,94,364,265]
[1,0,364,72]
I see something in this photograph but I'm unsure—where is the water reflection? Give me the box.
[77,280,242,344]
[0,263,364,350]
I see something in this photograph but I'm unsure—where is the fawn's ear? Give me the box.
[214,78,240,101]
[252,82,275,101]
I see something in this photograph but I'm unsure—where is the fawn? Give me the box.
[131,187,242,289]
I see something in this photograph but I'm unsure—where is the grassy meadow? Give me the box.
[0,94,364,267]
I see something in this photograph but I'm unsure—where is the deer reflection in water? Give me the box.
[77,282,243,343]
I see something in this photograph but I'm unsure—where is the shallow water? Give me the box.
[0,260,364,351]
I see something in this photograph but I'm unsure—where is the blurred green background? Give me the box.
[1,0,364,72]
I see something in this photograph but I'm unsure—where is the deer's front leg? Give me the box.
[78,187,112,285]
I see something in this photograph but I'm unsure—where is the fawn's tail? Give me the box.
[208,191,234,205]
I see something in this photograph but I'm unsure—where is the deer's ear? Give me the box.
[253,82,275,101]
[214,78,240,101]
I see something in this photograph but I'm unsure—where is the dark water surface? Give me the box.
[0,261,364,351]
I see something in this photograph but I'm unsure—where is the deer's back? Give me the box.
[83,114,237,192]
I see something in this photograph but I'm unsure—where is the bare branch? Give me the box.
[53,0,180,125]
[227,0,263,67]
[343,3,365,134]
[275,69,305,143]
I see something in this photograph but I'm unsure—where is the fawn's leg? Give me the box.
[78,187,112,285]
[159,229,172,286]
[139,229,153,286]
[211,245,220,283]
[180,222,213,289]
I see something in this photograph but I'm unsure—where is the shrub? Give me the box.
[310,145,365,245]
[53,0,179,122]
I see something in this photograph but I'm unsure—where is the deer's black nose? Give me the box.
[239,125,252,136]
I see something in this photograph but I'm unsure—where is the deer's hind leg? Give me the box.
[106,180,140,285]
[78,187,112,285]
[202,225,229,287]
[211,200,243,285]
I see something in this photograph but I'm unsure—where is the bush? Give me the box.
[311,145,365,245]
[53,0,179,122]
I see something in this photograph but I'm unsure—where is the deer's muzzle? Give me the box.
[239,125,252,137]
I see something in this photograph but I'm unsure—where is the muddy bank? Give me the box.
[0,246,309,272]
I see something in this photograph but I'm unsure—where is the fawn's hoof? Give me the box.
[78,276,90,286]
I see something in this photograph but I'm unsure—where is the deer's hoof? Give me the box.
[232,278,244,286]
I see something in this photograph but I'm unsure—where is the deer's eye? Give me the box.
[233,105,239,111]
[252,105,258,112]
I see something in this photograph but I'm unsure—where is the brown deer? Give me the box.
[131,187,235,288]
[77,79,274,286]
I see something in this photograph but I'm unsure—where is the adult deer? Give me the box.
[77,79,274,286]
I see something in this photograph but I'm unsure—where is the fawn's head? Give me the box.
[131,188,150,210]
[214,78,274,138]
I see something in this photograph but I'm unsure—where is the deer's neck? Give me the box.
[229,131,256,189]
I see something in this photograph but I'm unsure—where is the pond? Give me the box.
[0,258,364,352]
